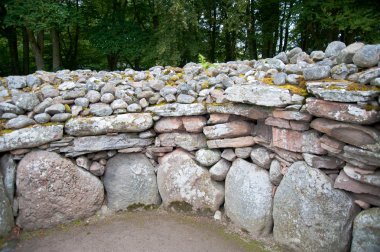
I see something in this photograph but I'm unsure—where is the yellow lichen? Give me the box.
[64,104,72,113]
[201,81,209,90]
[346,83,380,92]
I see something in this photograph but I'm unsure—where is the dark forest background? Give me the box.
[0,0,379,75]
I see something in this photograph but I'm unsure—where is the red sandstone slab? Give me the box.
[265,117,309,131]
[207,136,256,148]
[272,127,326,154]
[306,97,380,125]
[310,118,380,152]
[334,170,380,196]
[203,121,253,140]
[273,109,312,122]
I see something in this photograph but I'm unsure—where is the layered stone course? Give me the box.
[0,41,379,251]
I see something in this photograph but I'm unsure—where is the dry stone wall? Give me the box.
[0,41,379,252]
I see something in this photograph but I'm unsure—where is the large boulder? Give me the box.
[16,151,104,230]
[225,158,273,236]
[157,149,224,212]
[0,172,14,237]
[104,153,161,211]
[273,161,359,252]
[351,208,380,252]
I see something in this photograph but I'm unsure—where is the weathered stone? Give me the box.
[306,81,380,102]
[45,103,66,115]
[320,134,345,154]
[182,116,207,133]
[273,72,286,85]
[6,76,26,89]
[158,133,207,151]
[195,149,221,166]
[86,90,101,103]
[145,103,206,116]
[272,109,312,121]
[61,134,153,153]
[104,153,161,211]
[265,117,309,131]
[0,125,63,152]
[16,151,102,231]
[0,172,14,237]
[89,103,113,116]
[353,45,379,68]
[351,208,380,252]
[269,159,283,186]
[273,161,359,252]
[310,50,325,61]
[225,84,294,107]
[207,136,255,149]
[203,121,253,140]
[215,150,234,162]
[207,113,231,124]
[61,88,86,99]
[5,115,35,129]
[89,161,105,176]
[127,103,142,112]
[357,67,380,84]
[303,65,331,80]
[306,97,380,125]
[234,147,252,159]
[344,165,380,187]
[12,92,40,111]
[65,113,153,136]
[335,170,380,196]
[0,154,16,203]
[342,145,380,167]
[209,159,231,181]
[250,146,272,169]
[0,102,24,115]
[225,158,273,236]
[207,103,272,120]
[58,81,76,91]
[302,153,344,169]
[34,113,51,123]
[51,113,72,122]
[76,156,91,170]
[336,42,364,64]
[310,118,380,151]
[154,116,206,133]
[325,41,346,58]
[100,93,115,104]
[157,149,224,212]
[272,128,326,154]
[33,98,53,113]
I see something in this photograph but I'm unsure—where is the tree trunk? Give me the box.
[51,28,62,71]
[27,29,45,70]
[247,0,258,59]
[210,2,217,63]
[6,27,20,74]
[22,27,30,75]
[107,54,118,70]
[282,2,293,52]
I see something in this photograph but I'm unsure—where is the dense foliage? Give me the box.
[0,0,379,75]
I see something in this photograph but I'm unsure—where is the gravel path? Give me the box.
[12,210,276,252]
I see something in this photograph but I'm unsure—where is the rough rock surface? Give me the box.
[272,128,326,154]
[195,149,221,166]
[103,153,161,211]
[65,113,153,136]
[273,162,359,252]
[0,125,63,152]
[0,154,16,203]
[207,136,255,149]
[225,158,273,236]
[306,97,380,125]
[351,208,380,252]
[310,118,380,152]
[157,149,224,212]
[16,151,104,230]
[145,103,206,116]
[0,172,14,237]
[225,84,294,107]
[158,133,207,151]
[209,159,231,181]
[206,103,272,120]
[203,121,253,140]
[250,146,272,169]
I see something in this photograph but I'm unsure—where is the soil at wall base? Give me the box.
[1,208,281,252]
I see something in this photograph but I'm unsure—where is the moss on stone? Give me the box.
[64,104,72,113]
[168,201,193,212]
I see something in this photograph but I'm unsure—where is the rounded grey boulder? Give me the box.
[351,207,380,252]
[104,153,161,211]
[273,161,360,252]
